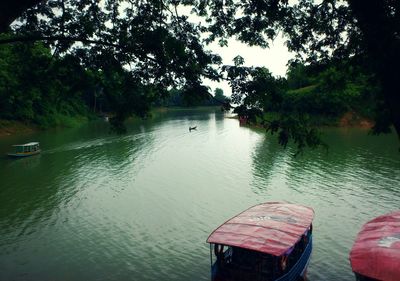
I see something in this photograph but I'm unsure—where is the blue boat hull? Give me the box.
[211,235,313,281]
[276,235,312,281]
[7,150,41,157]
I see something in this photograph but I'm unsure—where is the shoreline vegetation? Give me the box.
[0,115,90,138]
[0,119,37,137]
[1,1,398,151]
[0,107,373,139]
[0,40,381,147]
[0,106,222,138]
[234,111,374,130]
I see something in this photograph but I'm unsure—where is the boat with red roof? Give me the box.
[350,211,400,281]
[207,202,314,281]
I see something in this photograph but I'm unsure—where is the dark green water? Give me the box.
[0,109,399,281]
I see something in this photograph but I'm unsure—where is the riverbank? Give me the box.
[0,120,38,137]
[153,106,222,113]
[0,107,222,138]
[0,109,398,281]
[235,111,374,129]
[0,115,90,138]
[1,108,369,139]
[338,112,374,128]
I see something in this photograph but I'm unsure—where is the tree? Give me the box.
[0,0,223,129]
[0,0,399,144]
[213,88,229,104]
[195,0,400,139]
[0,1,43,33]
[0,40,100,126]
[286,63,314,90]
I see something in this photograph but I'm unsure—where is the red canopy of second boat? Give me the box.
[350,211,400,281]
[207,202,314,256]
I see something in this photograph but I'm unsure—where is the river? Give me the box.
[0,109,399,281]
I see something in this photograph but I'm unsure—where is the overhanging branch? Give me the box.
[0,35,122,47]
[0,0,45,33]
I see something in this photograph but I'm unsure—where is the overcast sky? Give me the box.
[203,35,294,96]
[178,5,295,97]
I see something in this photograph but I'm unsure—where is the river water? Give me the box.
[0,109,399,281]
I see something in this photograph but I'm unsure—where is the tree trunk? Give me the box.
[348,0,400,139]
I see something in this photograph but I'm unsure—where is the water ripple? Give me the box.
[0,114,399,281]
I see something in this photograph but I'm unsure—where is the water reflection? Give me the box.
[249,127,400,280]
[0,121,154,281]
[0,111,399,281]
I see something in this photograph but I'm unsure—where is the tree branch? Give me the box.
[0,0,45,33]
[0,34,122,47]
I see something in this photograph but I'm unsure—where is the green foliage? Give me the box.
[1,0,226,130]
[213,88,227,102]
[0,40,97,127]
[35,113,88,129]
[280,61,379,119]
[1,0,399,146]
[266,114,326,154]
[157,86,229,108]
[0,33,176,129]
[195,0,400,137]
[228,59,379,151]
[286,64,315,89]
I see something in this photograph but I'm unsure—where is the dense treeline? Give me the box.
[277,60,378,123]
[158,87,229,107]
[0,39,228,129]
[0,37,377,132]
[228,57,380,149]
[0,40,95,127]
[0,0,399,149]
[230,57,378,124]
[0,38,161,130]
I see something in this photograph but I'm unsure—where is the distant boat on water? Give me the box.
[239,116,248,125]
[189,126,197,131]
[7,142,41,157]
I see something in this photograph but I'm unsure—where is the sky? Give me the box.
[177,5,296,97]
[203,35,295,96]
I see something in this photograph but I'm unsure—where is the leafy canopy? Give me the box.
[0,0,399,145]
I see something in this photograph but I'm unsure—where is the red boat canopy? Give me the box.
[207,202,314,256]
[350,211,400,281]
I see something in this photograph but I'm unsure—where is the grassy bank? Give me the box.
[0,120,38,137]
[0,114,90,138]
[35,114,90,129]
[0,107,220,138]
[243,111,374,129]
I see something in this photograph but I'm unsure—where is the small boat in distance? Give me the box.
[7,142,41,157]
[350,211,400,281]
[239,116,248,126]
[207,202,314,281]
[189,126,197,131]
